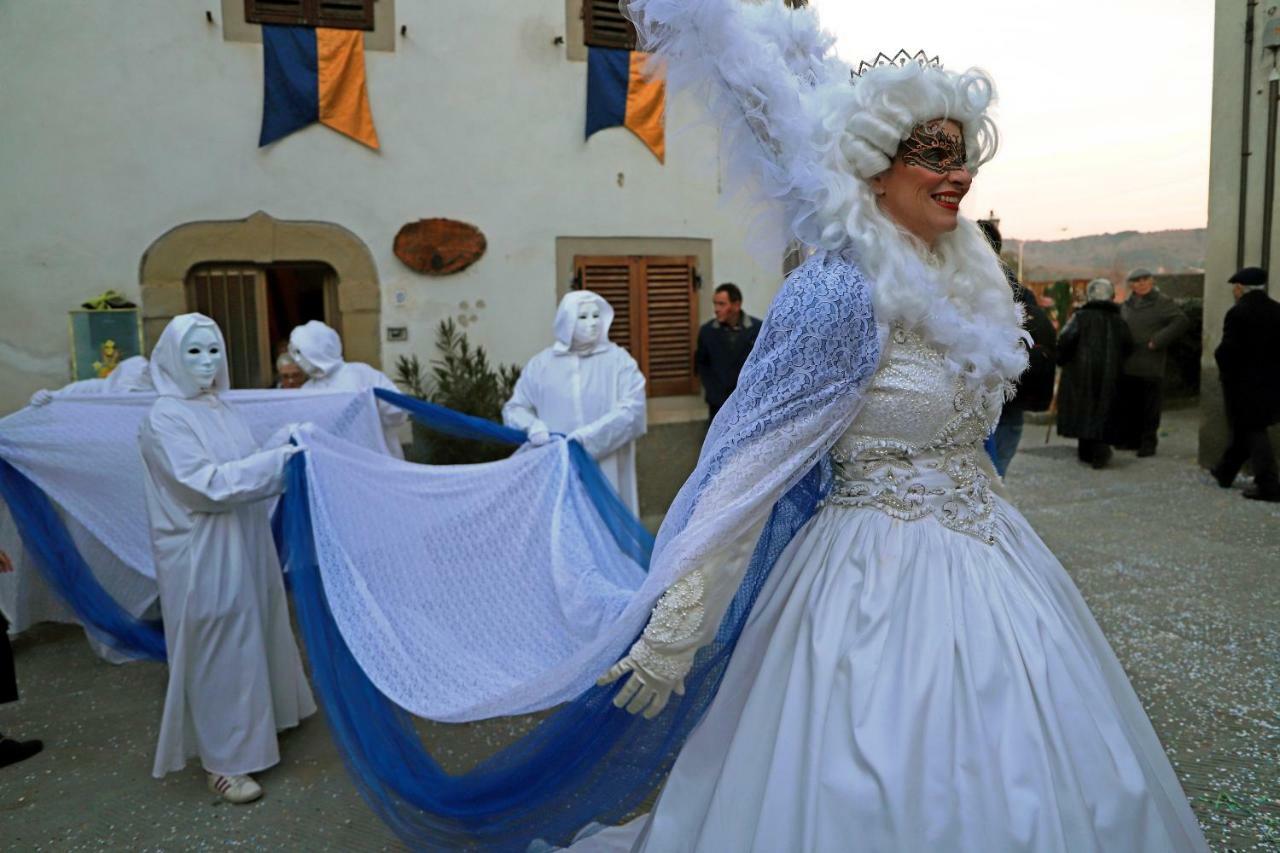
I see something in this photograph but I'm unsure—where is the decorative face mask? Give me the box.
[288,343,324,379]
[572,304,602,349]
[180,325,224,391]
[897,120,967,174]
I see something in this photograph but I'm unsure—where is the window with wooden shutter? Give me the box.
[575,255,700,397]
[245,0,374,31]
[583,0,637,50]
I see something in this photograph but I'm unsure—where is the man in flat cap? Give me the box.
[1117,268,1190,456]
[1211,267,1280,502]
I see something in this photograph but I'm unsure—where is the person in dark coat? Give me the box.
[1211,267,1280,502]
[695,283,761,421]
[0,553,44,768]
[1116,268,1190,456]
[1056,279,1134,469]
[978,220,1057,476]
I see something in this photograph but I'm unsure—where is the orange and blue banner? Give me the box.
[586,48,665,163]
[260,25,379,149]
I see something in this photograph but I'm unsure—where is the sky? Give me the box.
[815,0,1214,242]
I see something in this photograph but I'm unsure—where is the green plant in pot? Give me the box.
[394,320,522,465]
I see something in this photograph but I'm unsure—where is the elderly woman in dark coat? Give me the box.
[1057,279,1135,468]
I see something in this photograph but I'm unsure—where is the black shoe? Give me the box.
[1136,445,1156,458]
[1209,466,1235,488]
[0,737,43,768]
[1091,447,1113,469]
[1243,486,1280,503]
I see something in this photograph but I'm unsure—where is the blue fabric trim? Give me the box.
[0,459,165,661]
[260,25,319,147]
[585,48,630,140]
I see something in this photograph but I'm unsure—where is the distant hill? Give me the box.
[1011,228,1206,283]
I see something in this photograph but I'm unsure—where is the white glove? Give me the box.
[597,638,691,719]
[526,421,551,446]
[264,422,308,450]
[29,389,54,407]
[597,570,705,719]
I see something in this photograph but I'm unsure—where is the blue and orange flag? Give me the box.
[260,25,379,149]
[586,48,665,163]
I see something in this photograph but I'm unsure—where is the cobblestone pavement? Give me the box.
[0,407,1275,851]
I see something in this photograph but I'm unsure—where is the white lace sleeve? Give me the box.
[635,254,883,665]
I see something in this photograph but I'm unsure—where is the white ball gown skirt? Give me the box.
[574,497,1208,852]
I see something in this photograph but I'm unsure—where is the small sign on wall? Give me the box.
[67,309,143,381]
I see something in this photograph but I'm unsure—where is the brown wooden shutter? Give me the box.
[315,0,375,30]
[577,257,636,353]
[583,0,638,50]
[574,254,700,397]
[186,266,272,389]
[245,0,310,26]
[640,257,700,396]
[246,0,374,30]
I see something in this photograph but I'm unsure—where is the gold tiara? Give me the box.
[852,50,942,79]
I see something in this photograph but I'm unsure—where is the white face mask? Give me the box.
[288,343,323,379]
[571,305,602,350]
[180,326,224,391]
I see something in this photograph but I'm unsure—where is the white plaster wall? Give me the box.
[1202,0,1280,463]
[0,0,778,414]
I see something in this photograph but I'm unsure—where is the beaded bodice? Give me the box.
[826,328,1006,544]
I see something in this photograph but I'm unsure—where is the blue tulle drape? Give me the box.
[0,458,165,661]
[281,446,828,850]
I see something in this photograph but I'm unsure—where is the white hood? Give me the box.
[149,314,231,399]
[289,320,346,378]
[552,290,615,355]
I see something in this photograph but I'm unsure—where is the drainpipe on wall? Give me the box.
[1238,0,1257,269]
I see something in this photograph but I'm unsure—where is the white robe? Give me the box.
[139,396,315,777]
[139,313,315,778]
[504,347,646,515]
[504,292,647,515]
[290,321,408,459]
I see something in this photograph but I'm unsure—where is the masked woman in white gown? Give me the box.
[569,2,1209,850]
[138,314,315,803]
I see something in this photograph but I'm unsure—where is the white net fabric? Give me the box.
[0,390,387,627]
[300,254,883,722]
[302,428,650,721]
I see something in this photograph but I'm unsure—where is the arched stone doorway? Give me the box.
[138,211,382,373]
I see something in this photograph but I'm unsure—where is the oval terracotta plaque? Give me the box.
[394,218,487,276]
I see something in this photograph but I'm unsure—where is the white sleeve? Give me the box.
[501,367,546,434]
[140,411,292,513]
[372,370,410,429]
[570,359,647,459]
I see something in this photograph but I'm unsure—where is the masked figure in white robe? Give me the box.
[503,291,647,515]
[289,320,408,459]
[138,314,314,803]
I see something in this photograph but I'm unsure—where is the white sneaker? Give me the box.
[206,772,263,804]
